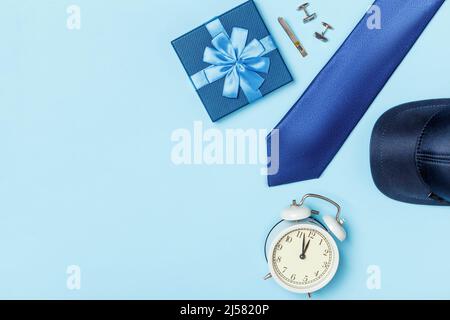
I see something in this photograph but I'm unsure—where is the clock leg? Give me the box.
[263,273,273,280]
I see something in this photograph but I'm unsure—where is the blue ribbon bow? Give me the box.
[191,20,276,103]
[204,28,270,102]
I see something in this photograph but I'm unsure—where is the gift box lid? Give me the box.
[172,0,293,122]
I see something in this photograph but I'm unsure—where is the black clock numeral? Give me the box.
[290,274,296,281]
[285,236,293,243]
[282,267,288,274]
[276,256,282,263]
[303,275,309,282]
[319,239,324,246]
[296,231,303,238]
[322,262,330,269]
[276,244,283,251]
[323,249,329,257]
[315,271,320,277]
[308,231,316,239]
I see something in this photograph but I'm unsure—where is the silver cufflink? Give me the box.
[297,3,317,23]
[314,22,334,42]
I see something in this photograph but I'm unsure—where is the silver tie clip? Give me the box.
[278,17,308,57]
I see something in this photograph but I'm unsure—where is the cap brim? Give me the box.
[370,100,450,205]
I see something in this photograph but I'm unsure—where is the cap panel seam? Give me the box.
[416,152,450,158]
[415,109,444,195]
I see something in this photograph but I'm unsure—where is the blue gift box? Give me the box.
[172,0,293,122]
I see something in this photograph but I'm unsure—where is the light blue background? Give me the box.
[1,0,450,300]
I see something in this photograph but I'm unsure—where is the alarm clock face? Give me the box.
[269,223,339,294]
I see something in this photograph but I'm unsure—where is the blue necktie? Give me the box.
[267,0,445,187]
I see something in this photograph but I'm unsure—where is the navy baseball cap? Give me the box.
[370,99,450,205]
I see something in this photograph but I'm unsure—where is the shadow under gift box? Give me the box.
[172,0,293,122]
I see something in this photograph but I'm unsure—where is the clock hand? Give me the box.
[300,234,306,260]
[304,239,311,255]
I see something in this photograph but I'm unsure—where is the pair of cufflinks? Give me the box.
[297,2,334,43]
